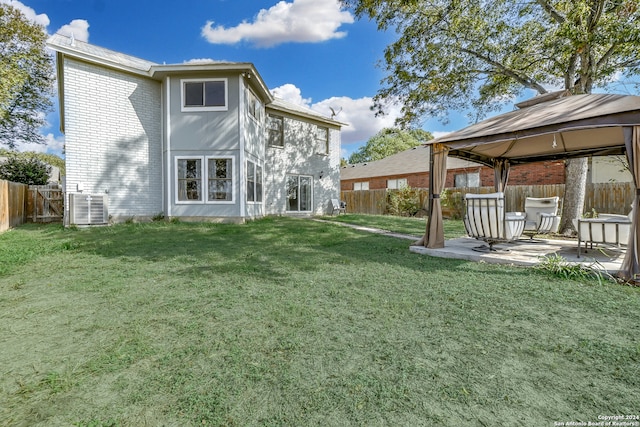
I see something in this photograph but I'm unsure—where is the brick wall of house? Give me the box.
[341,160,565,191]
[64,58,163,220]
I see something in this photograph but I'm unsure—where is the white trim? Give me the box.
[205,156,236,204]
[180,78,228,112]
[166,77,172,217]
[174,156,205,205]
[239,78,246,217]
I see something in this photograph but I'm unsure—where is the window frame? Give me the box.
[175,155,236,205]
[286,174,313,212]
[181,78,228,112]
[454,172,480,188]
[246,160,263,203]
[247,88,262,122]
[267,114,284,148]
[315,126,329,155]
[175,156,204,204]
[387,178,408,190]
[206,156,235,204]
[353,181,369,191]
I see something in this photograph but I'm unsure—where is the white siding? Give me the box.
[264,115,341,215]
[63,58,163,220]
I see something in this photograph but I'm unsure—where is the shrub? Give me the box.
[386,186,421,216]
[0,153,51,185]
[441,188,465,219]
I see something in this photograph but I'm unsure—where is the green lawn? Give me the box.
[320,213,467,238]
[1,217,639,426]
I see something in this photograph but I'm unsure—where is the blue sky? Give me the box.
[5,0,476,158]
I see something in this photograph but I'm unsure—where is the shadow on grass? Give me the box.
[53,217,534,284]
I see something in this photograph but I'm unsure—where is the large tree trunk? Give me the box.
[558,157,589,235]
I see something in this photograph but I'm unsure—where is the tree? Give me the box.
[0,148,65,176]
[348,127,433,163]
[0,3,54,149]
[0,153,51,185]
[343,0,640,234]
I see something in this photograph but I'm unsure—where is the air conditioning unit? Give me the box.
[69,193,108,225]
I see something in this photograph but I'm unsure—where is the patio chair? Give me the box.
[572,213,631,258]
[330,199,346,215]
[521,196,561,241]
[464,192,526,252]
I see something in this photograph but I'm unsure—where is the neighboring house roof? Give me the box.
[47,33,341,129]
[340,145,481,181]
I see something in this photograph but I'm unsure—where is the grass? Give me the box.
[0,217,639,426]
[320,213,467,238]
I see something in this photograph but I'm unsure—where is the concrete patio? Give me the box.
[409,236,626,274]
[316,219,626,274]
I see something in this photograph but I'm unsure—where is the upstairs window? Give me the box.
[182,79,227,111]
[315,126,329,154]
[247,89,262,122]
[267,114,284,147]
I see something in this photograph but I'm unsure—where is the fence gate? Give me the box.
[28,185,64,223]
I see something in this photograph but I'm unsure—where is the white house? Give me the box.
[47,34,344,225]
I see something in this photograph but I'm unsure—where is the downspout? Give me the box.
[165,77,172,218]
[239,75,246,219]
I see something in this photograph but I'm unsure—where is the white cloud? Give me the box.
[432,131,452,139]
[1,0,90,42]
[311,96,402,145]
[271,84,313,107]
[56,19,90,42]
[0,0,49,27]
[271,83,403,145]
[201,0,354,47]
[14,133,65,155]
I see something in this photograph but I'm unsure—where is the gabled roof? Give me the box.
[340,145,481,180]
[47,33,342,128]
[47,33,273,103]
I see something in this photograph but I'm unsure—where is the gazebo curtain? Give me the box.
[618,126,640,284]
[493,159,510,192]
[413,143,449,248]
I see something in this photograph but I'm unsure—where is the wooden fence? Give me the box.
[27,184,64,223]
[0,179,28,232]
[1,181,63,232]
[341,182,635,217]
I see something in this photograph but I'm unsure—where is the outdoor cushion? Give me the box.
[464,192,525,250]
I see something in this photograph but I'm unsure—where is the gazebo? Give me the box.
[418,93,640,284]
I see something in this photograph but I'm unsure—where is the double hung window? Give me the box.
[315,126,329,154]
[267,114,284,147]
[176,156,234,203]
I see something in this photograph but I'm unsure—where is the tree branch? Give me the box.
[459,47,548,94]
[535,0,565,24]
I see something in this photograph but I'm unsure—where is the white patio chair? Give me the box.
[464,192,526,252]
[522,196,561,241]
[330,198,346,215]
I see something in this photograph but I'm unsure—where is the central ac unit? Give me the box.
[69,193,109,225]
